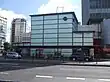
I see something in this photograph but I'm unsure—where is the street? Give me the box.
[0,62,110,82]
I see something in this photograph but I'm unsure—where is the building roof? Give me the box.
[30,12,78,24]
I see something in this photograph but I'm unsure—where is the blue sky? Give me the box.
[0,0,81,42]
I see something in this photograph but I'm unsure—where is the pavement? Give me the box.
[0,63,110,82]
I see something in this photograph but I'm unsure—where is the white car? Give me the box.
[6,52,22,59]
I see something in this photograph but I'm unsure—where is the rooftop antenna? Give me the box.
[56,6,64,13]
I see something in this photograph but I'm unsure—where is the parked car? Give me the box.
[5,52,22,59]
[72,51,93,61]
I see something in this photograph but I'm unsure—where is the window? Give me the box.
[44,34,57,38]
[31,20,43,25]
[32,25,43,30]
[31,39,42,43]
[59,28,72,33]
[73,33,82,37]
[59,42,72,45]
[44,38,57,42]
[59,14,73,19]
[44,42,57,46]
[44,29,57,33]
[84,43,93,46]
[44,15,57,20]
[84,38,93,42]
[59,19,72,24]
[31,34,43,38]
[73,43,82,46]
[31,29,43,34]
[44,24,57,29]
[59,33,72,37]
[44,20,57,24]
[84,33,93,37]
[59,38,72,42]
[31,43,42,46]
[73,38,82,42]
[59,24,72,29]
[31,16,43,21]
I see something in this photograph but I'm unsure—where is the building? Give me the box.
[11,18,26,44]
[0,16,7,51]
[82,0,110,25]
[29,12,94,58]
[22,32,31,42]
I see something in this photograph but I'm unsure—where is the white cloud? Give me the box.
[38,0,81,21]
[0,8,30,42]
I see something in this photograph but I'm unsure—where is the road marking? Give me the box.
[66,77,85,80]
[98,79,110,81]
[36,75,53,79]
[0,72,9,75]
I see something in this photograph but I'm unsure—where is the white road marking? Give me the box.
[0,72,9,75]
[66,77,85,80]
[36,75,53,79]
[98,79,110,81]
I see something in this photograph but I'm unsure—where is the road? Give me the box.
[0,62,110,82]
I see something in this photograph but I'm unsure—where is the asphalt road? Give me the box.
[0,62,110,82]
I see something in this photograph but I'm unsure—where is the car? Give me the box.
[5,52,22,59]
[72,51,93,61]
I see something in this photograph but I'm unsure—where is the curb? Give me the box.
[62,63,110,67]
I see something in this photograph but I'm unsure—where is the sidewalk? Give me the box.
[62,61,110,67]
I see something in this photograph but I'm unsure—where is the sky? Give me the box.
[0,0,81,42]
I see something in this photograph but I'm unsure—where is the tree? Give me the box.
[3,42,10,51]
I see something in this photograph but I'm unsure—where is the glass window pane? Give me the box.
[59,14,72,19]
[31,16,43,21]
[44,39,57,42]
[59,33,72,37]
[73,38,82,42]
[44,15,57,20]
[31,34,43,38]
[73,43,82,46]
[62,49,72,53]
[32,25,43,29]
[31,39,42,43]
[84,43,93,46]
[73,33,82,37]
[44,29,57,33]
[44,34,57,38]
[44,43,57,46]
[44,20,57,24]
[31,43,42,46]
[59,38,72,42]
[31,20,43,25]
[59,28,72,33]
[59,42,72,45]
[32,29,43,34]
[84,38,93,42]
[59,24,72,28]
[44,25,57,29]
[84,33,93,37]
[59,19,72,24]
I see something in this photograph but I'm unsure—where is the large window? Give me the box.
[31,20,43,25]
[31,16,43,21]
[44,33,57,38]
[84,33,93,37]
[44,29,57,33]
[84,38,93,42]
[59,28,72,33]
[59,19,72,24]
[31,39,42,43]
[31,29,43,34]
[44,15,57,20]
[59,33,72,37]
[73,38,82,42]
[59,24,72,29]
[44,24,57,29]
[31,34,43,38]
[59,42,72,45]
[44,43,57,46]
[59,38,72,42]
[32,25,43,30]
[73,33,82,37]
[44,38,57,42]
[44,20,57,24]
[73,43,82,46]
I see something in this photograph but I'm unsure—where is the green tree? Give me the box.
[3,42,10,51]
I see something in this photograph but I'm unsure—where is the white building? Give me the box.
[0,16,7,50]
[11,18,26,43]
